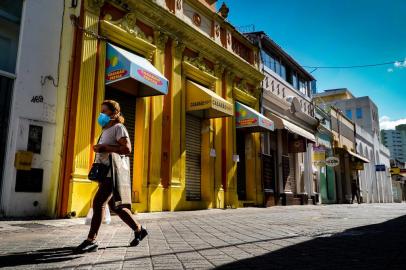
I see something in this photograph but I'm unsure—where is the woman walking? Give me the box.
[74,100,147,254]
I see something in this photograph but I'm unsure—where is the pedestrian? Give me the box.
[74,100,148,254]
[351,180,361,204]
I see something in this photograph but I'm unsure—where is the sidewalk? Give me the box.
[1,204,406,269]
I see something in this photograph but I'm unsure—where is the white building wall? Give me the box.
[0,0,64,217]
[356,125,392,204]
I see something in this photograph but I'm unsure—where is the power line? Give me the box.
[302,59,405,69]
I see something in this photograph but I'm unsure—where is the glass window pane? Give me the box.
[346,109,352,119]
[280,64,286,80]
[356,108,363,119]
[0,0,23,74]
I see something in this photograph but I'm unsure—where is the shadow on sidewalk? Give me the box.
[0,247,79,267]
[215,215,406,270]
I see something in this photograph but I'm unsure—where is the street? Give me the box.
[1,204,406,270]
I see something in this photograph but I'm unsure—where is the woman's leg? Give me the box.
[108,198,140,232]
[88,179,113,241]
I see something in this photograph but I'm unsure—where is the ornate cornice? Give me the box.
[214,62,225,78]
[86,0,105,13]
[154,30,169,50]
[104,12,153,43]
[184,53,214,75]
[174,41,186,58]
[128,0,264,85]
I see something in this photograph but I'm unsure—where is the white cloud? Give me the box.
[387,68,394,72]
[380,116,406,130]
[394,58,406,68]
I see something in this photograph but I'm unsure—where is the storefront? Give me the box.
[234,101,274,205]
[57,0,264,217]
[265,112,316,205]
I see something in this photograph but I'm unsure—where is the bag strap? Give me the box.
[92,132,104,162]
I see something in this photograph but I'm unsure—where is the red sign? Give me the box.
[137,69,163,86]
[237,118,258,126]
[106,69,127,81]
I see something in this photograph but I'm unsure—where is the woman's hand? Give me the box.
[93,144,108,153]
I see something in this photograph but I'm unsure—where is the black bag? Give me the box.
[88,162,110,181]
[88,133,110,181]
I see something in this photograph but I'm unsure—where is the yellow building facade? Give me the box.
[57,0,265,217]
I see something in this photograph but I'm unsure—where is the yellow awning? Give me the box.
[267,113,316,142]
[186,80,234,119]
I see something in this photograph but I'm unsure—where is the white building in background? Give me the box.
[314,88,393,203]
[0,0,76,217]
[356,125,392,203]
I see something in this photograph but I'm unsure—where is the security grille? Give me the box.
[185,114,202,201]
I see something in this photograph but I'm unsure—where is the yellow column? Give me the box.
[225,71,238,208]
[69,7,100,217]
[147,31,168,212]
[214,63,225,208]
[169,41,185,210]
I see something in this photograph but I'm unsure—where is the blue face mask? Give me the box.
[97,113,111,127]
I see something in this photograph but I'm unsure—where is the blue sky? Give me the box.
[219,0,406,129]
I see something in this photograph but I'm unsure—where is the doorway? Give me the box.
[236,131,246,200]
[0,75,13,199]
[104,86,136,189]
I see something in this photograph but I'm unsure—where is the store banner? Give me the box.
[313,145,326,166]
[105,43,168,95]
[235,102,274,131]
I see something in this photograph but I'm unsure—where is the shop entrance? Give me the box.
[236,131,247,200]
[0,75,13,198]
[105,85,136,189]
[185,114,202,201]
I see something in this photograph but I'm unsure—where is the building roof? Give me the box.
[245,31,315,81]
[313,88,355,98]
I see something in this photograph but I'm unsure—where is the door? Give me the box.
[185,114,202,201]
[0,75,13,197]
[236,131,246,200]
[262,152,276,206]
[105,86,136,190]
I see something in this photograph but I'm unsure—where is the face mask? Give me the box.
[97,113,111,127]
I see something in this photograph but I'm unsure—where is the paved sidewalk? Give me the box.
[0,204,406,270]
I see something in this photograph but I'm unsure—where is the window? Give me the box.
[299,79,307,95]
[292,72,298,90]
[0,0,23,73]
[356,108,363,119]
[346,109,352,119]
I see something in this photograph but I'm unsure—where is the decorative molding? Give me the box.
[184,53,213,75]
[233,87,257,107]
[100,19,156,61]
[104,12,153,43]
[174,41,186,58]
[127,0,264,84]
[192,13,201,27]
[225,70,235,86]
[182,61,218,89]
[86,0,105,13]
[215,24,220,38]
[236,79,247,92]
[176,0,182,10]
[214,62,225,77]
[154,30,168,50]
[109,0,132,11]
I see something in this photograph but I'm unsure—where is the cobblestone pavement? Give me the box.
[0,204,406,270]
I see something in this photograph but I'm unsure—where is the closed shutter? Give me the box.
[185,114,201,201]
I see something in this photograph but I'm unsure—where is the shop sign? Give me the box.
[235,104,257,128]
[390,167,401,175]
[375,164,386,172]
[326,157,340,167]
[313,146,326,162]
[105,46,130,83]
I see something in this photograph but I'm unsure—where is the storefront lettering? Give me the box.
[137,69,163,86]
[190,100,210,107]
[106,69,128,81]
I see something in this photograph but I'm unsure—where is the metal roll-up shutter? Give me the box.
[185,114,202,201]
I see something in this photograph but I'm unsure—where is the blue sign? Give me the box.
[375,165,386,172]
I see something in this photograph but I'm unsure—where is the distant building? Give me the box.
[313,88,393,203]
[381,125,406,163]
[313,88,380,139]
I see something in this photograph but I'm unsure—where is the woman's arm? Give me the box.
[94,137,131,155]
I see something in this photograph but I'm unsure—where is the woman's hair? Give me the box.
[102,99,125,124]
